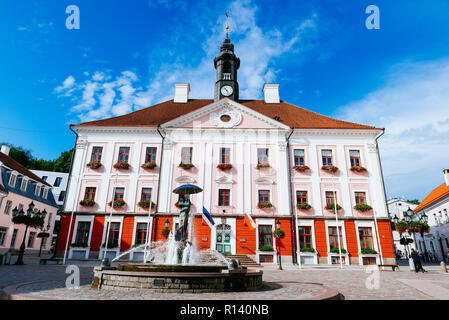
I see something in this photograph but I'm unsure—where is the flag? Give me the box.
[202,206,215,229]
[244,212,256,230]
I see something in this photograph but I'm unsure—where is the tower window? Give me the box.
[223,73,231,80]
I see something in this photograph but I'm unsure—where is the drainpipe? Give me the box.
[152,125,165,242]
[285,127,296,264]
[374,128,386,265]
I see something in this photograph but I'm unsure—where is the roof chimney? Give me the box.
[174,83,190,103]
[1,145,10,156]
[444,169,449,187]
[263,84,280,103]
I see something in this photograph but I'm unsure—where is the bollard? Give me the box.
[441,261,447,273]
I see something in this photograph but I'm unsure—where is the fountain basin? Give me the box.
[92,264,263,293]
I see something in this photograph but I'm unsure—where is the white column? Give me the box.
[336,144,352,217]
[277,141,291,215]
[309,143,323,216]
[158,137,174,213]
[244,141,252,214]
[203,142,213,212]
[366,142,388,218]
[237,142,244,214]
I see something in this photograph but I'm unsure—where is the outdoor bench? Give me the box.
[40,258,63,265]
[377,264,399,271]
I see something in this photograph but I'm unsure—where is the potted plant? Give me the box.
[217,163,233,171]
[408,221,430,233]
[395,221,408,234]
[258,245,274,252]
[108,199,126,208]
[330,247,347,254]
[300,247,315,253]
[179,162,194,170]
[350,166,367,172]
[79,199,96,207]
[273,229,285,239]
[256,163,270,170]
[293,165,310,172]
[138,200,156,209]
[141,161,157,169]
[161,228,170,238]
[321,165,338,173]
[354,204,372,212]
[87,161,102,169]
[113,162,130,169]
[361,248,378,254]
[257,202,273,209]
[326,203,342,211]
[297,203,312,210]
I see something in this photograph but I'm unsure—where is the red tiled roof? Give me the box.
[0,152,51,187]
[75,99,381,131]
[414,182,449,212]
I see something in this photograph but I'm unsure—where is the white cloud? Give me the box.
[55,76,75,93]
[335,58,449,200]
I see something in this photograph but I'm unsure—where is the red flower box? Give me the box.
[87,161,102,169]
[217,163,233,171]
[141,162,157,169]
[322,165,338,173]
[257,202,273,209]
[350,166,367,172]
[256,163,270,170]
[293,165,310,172]
[113,162,130,170]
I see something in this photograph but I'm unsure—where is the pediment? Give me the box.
[254,177,275,185]
[175,176,196,184]
[215,175,234,184]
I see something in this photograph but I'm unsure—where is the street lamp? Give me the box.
[165,219,170,229]
[393,215,399,224]
[12,202,45,265]
[419,211,429,262]
[275,220,283,270]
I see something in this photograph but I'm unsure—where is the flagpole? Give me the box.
[143,192,153,263]
[103,173,118,260]
[334,191,343,269]
[295,206,302,269]
[63,142,86,264]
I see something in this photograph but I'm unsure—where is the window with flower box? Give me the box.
[349,150,361,167]
[141,188,152,202]
[218,189,230,206]
[135,223,148,245]
[220,148,230,164]
[355,192,367,205]
[75,222,91,245]
[258,190,270,204]
[325,191,337,206]
[181,147,193,164]
[118,147,130,163]
[298,226,312,249]
[258,225,273,248]
[145,147,157,163]
[294,149,305,166]
[91,147,103,163]
[84,187,96,200]
[296,191,308,205]
[321,150,333,166]
[328,227,343,250]
[257,148,269,165]
[114,188,125,200]
[359,227,374,250]
[104,222,121,247]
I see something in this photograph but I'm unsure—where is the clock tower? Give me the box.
[214,28,240,102]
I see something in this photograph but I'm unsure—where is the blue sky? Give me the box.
[1,0,449,200]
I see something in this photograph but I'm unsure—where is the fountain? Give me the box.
[92,184,263,293]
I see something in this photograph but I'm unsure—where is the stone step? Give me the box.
[224,254,261,267]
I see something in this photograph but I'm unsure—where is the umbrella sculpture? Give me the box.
[172,184,203,241]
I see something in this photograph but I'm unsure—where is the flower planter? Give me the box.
[138,200,157,209]
[361,248,378,255]
[179,162,194,170]
[350,166,367,173]
[257,202,273,209]
[258,246,274,252]
[79,199,96,207]
[293,165,310,172]
[217,163,233,171]
[161,228,170,238]
[297,203,312,210]
[326,204,342,211]
[298,248,318,264]
[256,163,270,170]
[87,162,102,169]
[113,162,130,170]
[354,204,372,212]
[141,162,157,169]
[108,199,126,208]
[321,165,338,173]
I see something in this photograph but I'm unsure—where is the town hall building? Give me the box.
[56,33,395,266]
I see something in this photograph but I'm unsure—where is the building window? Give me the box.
[58,191,66,202]
[141,188,152,201]
[258,225,273,247]
[258,190,270,203]
[35,185,42,197]
[4,200,12,214]
[20,178,28,191]
[325,191,337,206]
[42,176,48,181]
[9,174,17,187]
[328,227,343,250]
[181,147,193,164]
[220,148,230,164]
[114,188,125,200]
[259,255,273,263]
[91,146,103,163]
[10,229,18,247]
[118,147,130,163]
[54,177,62,187]
[218,189,230,206]
[359,227,374,250]
[355,192,367,205]
[298,226,312,249]
[294,149,305,166]
[321,150,333,166]
[84,187,96,200]
[106,222,121,246]
[27,232,36,248]
[75,222,91,245]
[257,148,269,165]
[144,147,157,163]
[0,227,7,246]
[362,257,376,265]
[349,150,361,167]
[18,204,24,212]
[296,191,308,205]
[42,188,49,199]
[135,223,148,245]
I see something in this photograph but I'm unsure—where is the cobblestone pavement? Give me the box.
[1,256,449,300]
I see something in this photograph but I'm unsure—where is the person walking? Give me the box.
[411,248,426,273]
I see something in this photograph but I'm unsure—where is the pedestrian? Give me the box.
[411,248,426,273]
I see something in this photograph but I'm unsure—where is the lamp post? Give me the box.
[419,211,429,262]
[38,211,51,257]
[12,202,45,265]
[275,220,283,270]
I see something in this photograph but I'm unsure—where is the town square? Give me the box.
[1,0,449,312]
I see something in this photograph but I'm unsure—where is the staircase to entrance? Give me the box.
[224,254,262,267]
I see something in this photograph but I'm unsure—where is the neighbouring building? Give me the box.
[387,198,418,256]
[0,145,59,255]
[413,169,449,262]
[31,170,69,252]
[56,33,395,266]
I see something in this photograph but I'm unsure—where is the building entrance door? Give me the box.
[216,224,231,254]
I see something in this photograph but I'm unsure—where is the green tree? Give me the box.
[407,199,420,205]
[0,143,33,167]
[53,149,74,173]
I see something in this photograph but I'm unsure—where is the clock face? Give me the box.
[221,85,233,97]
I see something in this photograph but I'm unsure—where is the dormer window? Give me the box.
[42,187,49,199]
[8,173,17,187]
[20,178,28,191]
[35,184,42,197]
